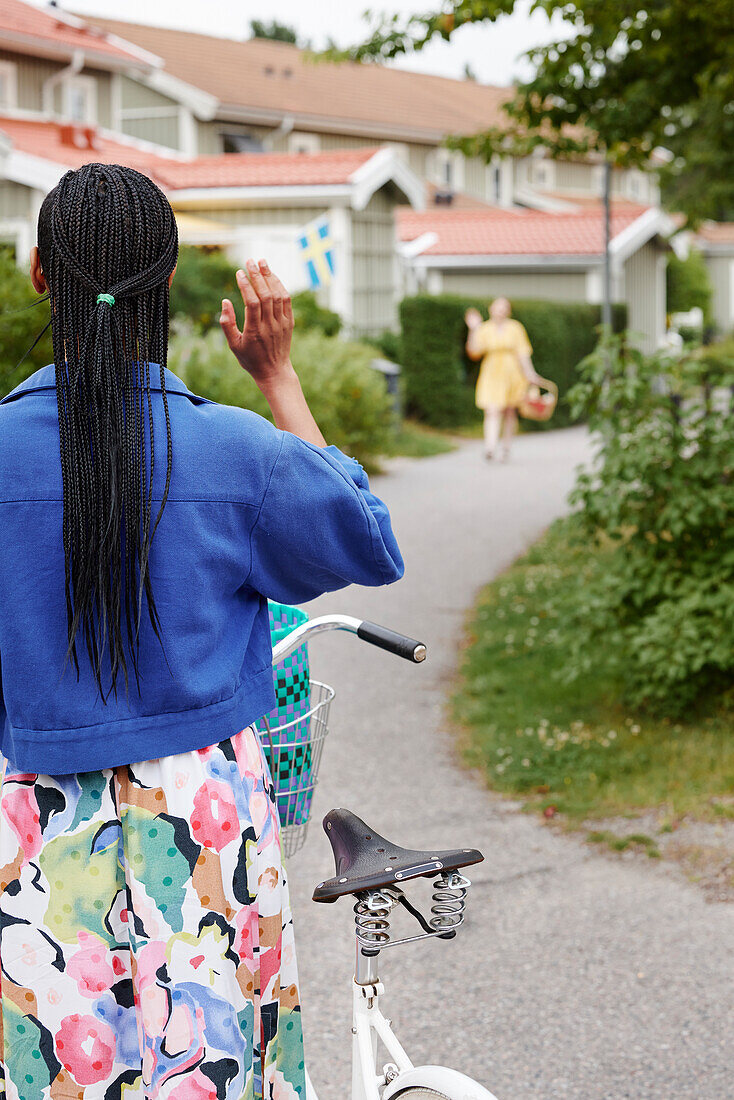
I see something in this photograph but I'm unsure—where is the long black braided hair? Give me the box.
[37,163,179,703]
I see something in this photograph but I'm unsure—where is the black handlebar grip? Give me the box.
[356,622,427,663]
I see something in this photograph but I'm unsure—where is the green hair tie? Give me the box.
[96,293,115,307]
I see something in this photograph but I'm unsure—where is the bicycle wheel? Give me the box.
[384,1066,499,1100]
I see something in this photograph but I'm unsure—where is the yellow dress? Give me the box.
[473,319,533,410]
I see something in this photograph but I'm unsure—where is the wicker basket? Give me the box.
[519,377,558,422]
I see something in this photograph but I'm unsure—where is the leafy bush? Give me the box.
[168,321,393,467]
[291,290,342,337]
[666,248,713,321]
[565,333,734,716]
[399,293,626,428]
[0,250,54,398]
[170,245,240,330]
[368,329,401,364]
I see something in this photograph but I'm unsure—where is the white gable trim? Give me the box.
[1,149,64,193]
[609,207,674,264]
[349,147,425,211]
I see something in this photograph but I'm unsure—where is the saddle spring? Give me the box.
[354,890,395,949]
[429,871,471,932]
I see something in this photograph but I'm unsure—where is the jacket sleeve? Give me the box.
[245,432,404,605]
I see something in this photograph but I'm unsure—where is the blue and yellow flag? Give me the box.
[297,216,335,289]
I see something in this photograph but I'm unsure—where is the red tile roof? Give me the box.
[696,222,734,246]
[0,115,384,191]
[152,148,378,190]
[83,17,511,141]
[0,0,152,65]
[397,204,651,257]
[0,114,172,176]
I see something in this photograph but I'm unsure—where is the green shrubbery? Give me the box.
[399,293,626,428]
[168,321,393,468]
[291,290,342,337]
[170,245,240,330]
[564,334,734,716]
[0,249,54,398]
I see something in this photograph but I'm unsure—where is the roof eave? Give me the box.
[0,30,158,72]
[412,253,600,269]
[168,184,353,209]
[214,103,454,145]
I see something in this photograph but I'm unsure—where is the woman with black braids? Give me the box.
[0,163,403,1099]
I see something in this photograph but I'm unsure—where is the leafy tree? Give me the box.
[250,20,299,45]
[666,249,713,321]
[331,0,734,226]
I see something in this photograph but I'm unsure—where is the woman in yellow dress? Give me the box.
[465,297,542,461]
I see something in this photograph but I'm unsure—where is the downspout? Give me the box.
[263,114,295,152]
[42,49,84,117]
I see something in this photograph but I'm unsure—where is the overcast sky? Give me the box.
[42,0,568,86]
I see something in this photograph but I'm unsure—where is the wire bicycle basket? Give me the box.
[257,601,334,857]
[258,680,334,858]
[258,602,425,858]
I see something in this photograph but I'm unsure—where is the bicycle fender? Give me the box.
[383,1065,499,1100]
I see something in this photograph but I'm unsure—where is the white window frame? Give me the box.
[531,156,555,190]
[432,147,464,192]
[486,159,503,204]
[0,61,18,110]
[63,74,97,124]
[288,131,321,154]
[625,168,645,201]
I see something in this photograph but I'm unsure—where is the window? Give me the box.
[222,131,264,153]
[433,148,464,192]
[64,76,96,124]
[626,170,643,200]
[0,62,17,109]
[488,162,502,204]
[288,132,321,154]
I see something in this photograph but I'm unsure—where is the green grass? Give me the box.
[382,420,457,459]
[453,517,734,821]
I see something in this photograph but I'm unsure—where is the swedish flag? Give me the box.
[297,216,335,289]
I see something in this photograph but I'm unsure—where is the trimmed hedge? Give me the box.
[399,294,627,428]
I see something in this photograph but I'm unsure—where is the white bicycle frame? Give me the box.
[274,616,497,1100]
[305,946,497,1100]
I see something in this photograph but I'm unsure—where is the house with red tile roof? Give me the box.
[0,0,720,346]
[397,203,677,351]
[0,109,423,333]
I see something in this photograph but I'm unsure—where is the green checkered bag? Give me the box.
[258,601,313,828]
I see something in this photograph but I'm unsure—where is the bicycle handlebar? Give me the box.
[271,614,427,666]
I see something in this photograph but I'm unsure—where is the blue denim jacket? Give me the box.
[0,364,404,774]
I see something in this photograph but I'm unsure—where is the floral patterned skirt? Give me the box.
[0,726,306,1100]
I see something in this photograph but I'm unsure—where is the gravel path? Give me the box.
[286,428,733,1100]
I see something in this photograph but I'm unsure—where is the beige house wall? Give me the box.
[703,253,734,333]
[0,48,60,109]
[439,269,589,301]
[0,179,32,219]
[118,75,180,150]
[623,240,666,352]
[350,187,397,335]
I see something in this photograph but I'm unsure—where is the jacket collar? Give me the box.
[0,363,210,405]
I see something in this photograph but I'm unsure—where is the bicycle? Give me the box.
[259,614,498,1100]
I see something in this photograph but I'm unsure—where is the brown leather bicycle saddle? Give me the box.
[312,808,483,903]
